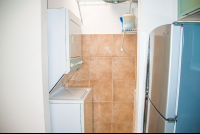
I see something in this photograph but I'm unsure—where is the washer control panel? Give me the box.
[70,58,83,72]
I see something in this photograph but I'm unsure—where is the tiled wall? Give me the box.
[67,34,137,133]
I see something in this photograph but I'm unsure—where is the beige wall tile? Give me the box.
[68,80,89,87]
[85,100,93,133]
[85,122,93,133]
[113,57,136,80]
[132,112,136,133]
[82,34,92,57]
[94,122,112,133]
[90,34,113,56]
[82,51,90,57]
[93,102,112,123]
[91,80,112,102]
[61,74,69,86]
[90,34,96,39]
[72,57,90,80]
[82,39,91,57]
[82,34,90,41]
[90,57,112,80]
[112,123,133,133]
[61,70,77,86]
[113,80,136,102]
[113,34,137,57]
[70,34,137,133]
[113,102,134,123]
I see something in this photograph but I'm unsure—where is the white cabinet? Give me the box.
[70,20,81,59]
[178,0,200,20]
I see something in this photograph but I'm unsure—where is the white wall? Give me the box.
[0,0,51,133]
[135,0,177,133]
[48,0,138,34]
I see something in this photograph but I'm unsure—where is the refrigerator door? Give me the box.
[176,23,200,133]
[149,24,182,119]
[147,100,175,133]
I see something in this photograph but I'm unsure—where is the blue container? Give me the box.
[120,17,123,28]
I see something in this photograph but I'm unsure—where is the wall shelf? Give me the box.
[75,0,138,23]
[122,28,137,34]
[76,0,138,6]
[122,31,137,34]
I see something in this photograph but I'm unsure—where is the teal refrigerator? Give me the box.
[144,22,200,133]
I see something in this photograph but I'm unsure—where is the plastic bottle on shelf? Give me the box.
[122,14,136,31]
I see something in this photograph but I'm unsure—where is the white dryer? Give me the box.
[49,87,93,133]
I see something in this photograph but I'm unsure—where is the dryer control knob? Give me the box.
[71,63,74,68]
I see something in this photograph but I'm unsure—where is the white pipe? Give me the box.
[76,0,83,24]
[129,0,132,14]
[121,31,126,51]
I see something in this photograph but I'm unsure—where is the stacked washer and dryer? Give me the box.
[47,8,93,133]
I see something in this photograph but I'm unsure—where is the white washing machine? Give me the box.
[49,87,93,133]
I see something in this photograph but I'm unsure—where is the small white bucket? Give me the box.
[122,14,136,29]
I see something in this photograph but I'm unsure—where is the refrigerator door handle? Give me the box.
[167,117,178,123]
[149,99,178,123]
